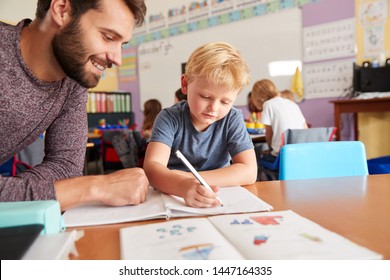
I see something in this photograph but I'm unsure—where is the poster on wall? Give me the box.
[358,0,387,59]
[302,16,356,99]
[364,25,385,57]
[303,58,355,99]
[303,18,356,63]
[359,0,387,25]
[118,47,138,84]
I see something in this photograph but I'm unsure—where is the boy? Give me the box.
[144,42,257,208]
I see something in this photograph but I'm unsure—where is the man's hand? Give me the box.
[55,168,149,211]
[95,168,149,206]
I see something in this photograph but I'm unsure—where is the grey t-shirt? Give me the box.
[0,20,88,201]
[150,101,254,171]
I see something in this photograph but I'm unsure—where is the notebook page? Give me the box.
[162,186,273,218]
[208,210,383,260]
[120,218,244,260]
[63,187,167,227]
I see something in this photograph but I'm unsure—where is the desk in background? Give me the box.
[84,132,104,175]
[330,97,390,141]
[250,133,265,143]
[88,131,102,139]
[69,174,390,260]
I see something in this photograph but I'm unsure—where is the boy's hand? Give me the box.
[180,177,220,208]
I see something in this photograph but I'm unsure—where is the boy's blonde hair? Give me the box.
[184,42,250,91]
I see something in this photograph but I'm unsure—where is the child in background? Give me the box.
[174,88,187,104]
[246,91,261,122]
[251,79,307,162]
[281,89,312,127]
[142,99,162,141]
[144,42,257,208]
[280,89,295,102]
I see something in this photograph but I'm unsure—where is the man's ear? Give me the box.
[50,0,72,27]
[181,74,188,94]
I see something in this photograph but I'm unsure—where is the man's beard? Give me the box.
[52,18,101,88]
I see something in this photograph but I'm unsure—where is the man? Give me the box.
[0,0,149,211]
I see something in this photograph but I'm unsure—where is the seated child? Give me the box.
[174,88,187,104]
[143,42,257,208]
[280,89,295,102]
[142,99,162,141]
[251,79,308,162]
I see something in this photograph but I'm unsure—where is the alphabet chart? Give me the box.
[303,58,355,99]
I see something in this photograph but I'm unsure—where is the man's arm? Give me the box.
[55,168,149,211]
[1,168,149,212]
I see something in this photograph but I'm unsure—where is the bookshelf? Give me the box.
[87,91,134,128]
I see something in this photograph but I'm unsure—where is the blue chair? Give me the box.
[279,141,369,180]
[258,127,337,180]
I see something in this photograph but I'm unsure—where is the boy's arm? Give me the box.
[200,149,257,187]
[143,142,220,207]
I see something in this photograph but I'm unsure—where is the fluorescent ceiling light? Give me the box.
[268,60,302,77]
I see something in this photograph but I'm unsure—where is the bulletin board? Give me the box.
[138,8,303,109]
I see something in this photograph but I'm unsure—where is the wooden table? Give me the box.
[250,133,265,143]
[330,97,390,140]
[87,131,102,139]
[69,174,390,260]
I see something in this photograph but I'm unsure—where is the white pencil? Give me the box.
[175,150,223,206]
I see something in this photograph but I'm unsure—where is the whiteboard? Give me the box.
[138,8,302,109]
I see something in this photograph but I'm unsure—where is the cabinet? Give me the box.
[87,91,134,128]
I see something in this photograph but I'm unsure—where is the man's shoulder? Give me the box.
[0,20,12,28]
[0,21,15,37]
[0,20,23,51]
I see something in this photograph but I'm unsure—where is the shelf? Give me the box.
[86,91,134,128]
[87,112,135,129]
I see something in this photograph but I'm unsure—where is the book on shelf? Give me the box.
[62,186,273,227]
[119,210,382,260]
[86,92,131,113]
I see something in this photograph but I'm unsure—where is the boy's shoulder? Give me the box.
[230,105,242,114]
[227,106,244,119]
[163,101,187,115]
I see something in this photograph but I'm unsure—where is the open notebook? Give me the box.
[120,210,382,260]
[63,186,273,227]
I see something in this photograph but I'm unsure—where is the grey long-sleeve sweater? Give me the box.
[0,19,88,201]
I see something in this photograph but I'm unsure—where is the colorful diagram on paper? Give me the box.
[155,224,215,259]
[300,233,322,242]
[156,224,197,239]
[253,234,269,245]
[179,243,215,260]
[250,215,284,225]
[230,218,253,225]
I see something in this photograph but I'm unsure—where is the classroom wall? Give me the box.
[137,8,303,110]
[0,1,35,24]
[242,0,356,138]
[126,0,317,127]
[2,0,388,158]
[297,0,356,140]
